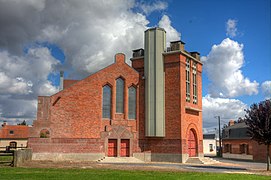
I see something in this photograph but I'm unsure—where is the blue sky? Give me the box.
[0,0,270,129]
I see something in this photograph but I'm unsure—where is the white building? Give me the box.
[203,134,218,157]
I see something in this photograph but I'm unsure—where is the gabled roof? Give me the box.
[224,122,248,130]
[222,122,251,139]
[52,53,139,96]
[0,125,30,139]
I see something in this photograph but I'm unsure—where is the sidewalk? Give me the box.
[211,157,267,171]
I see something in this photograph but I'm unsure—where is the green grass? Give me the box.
[0,155,13,162]
[0,167,269,180]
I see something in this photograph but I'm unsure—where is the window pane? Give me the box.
[102,85,111,118]
[192,62,197,104]
[128,87,136,119]
[186,58,190,102]
[116,78,124,113]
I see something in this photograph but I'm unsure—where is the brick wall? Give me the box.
[223,138,271,162]
[29,53,140,154]
[132,51,203,157]
[29,48,203,161]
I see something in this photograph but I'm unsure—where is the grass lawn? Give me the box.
[0,167,269,180]
[0,155,13,162]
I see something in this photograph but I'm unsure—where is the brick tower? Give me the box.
[132,27,203,163]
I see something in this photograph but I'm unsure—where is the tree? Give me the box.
[17,120,27,125]
[244,99,271,170]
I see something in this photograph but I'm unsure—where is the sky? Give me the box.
[0,0,270,132]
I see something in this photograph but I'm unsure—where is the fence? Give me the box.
[0,146,31,167]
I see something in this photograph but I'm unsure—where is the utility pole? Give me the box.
[218,116,222,157]
[215,116,222,157]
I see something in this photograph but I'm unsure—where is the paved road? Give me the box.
[99,157,268,174]
[211,157,267,170]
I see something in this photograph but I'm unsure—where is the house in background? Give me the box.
[203,133,217,157]
[0,122,30,150]
[222,120,271,162]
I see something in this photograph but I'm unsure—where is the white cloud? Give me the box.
[0,48,58,123]
[261,81,271,99]
[202,95,247,128]
[158,15,181,46]
[226,19,238,38]
[0,96,37,125]
[136,0,168,15]
[202,38,259,98]
[0,0,181,124]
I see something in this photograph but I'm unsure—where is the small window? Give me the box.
[10,141,17,148]
[240,144,248,154]
[9,130,14,135]
[209,144,214,152]
[224,144,231,153]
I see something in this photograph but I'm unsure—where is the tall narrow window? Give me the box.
[192,62,197,104]
[128,86,136,119]
[186,58,190,102]
[102,85,111,118]
[116,78,124,113]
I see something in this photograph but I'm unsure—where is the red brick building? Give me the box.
[222,121,271,162]
[29,28,203,163]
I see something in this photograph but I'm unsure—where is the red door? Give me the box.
[108,139,117,157]
[120,139,129,157]
[188,130,197,157]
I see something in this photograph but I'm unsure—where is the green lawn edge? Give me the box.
[0,167,269,180]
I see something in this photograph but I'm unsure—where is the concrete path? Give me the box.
[97,157,269,174]
[211,157,267,171]
[98,157,144,163]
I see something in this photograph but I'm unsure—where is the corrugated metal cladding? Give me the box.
[144,28,166,137]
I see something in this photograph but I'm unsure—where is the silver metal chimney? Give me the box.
[59,71,64,91]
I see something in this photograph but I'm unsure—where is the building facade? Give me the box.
[203,134,218,157]
[222,120,271,162]
[0,122,30,150]
[28,28,203,163]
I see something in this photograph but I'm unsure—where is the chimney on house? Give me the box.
[170,40,185,51]
[59,71,64,91]
[132,48,144,58]
[190,51,200,61]
[228,120,235,126]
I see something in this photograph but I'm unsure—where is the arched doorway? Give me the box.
[188,129,197,157]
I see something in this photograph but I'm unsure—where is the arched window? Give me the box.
[128,86,136,119]
[40,129,50,138]
[116,78,124,113]
[102,85,112,118]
